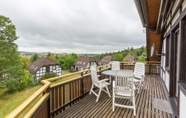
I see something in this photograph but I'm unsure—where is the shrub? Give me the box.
[6,70,33,93]
[38,72,56,84]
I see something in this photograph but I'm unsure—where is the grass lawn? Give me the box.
[0,85,41,118]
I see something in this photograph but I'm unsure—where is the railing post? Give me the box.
[46,86,51,118]
[149,63,151,75]
[121,63,124,69]
[81,72,84,98]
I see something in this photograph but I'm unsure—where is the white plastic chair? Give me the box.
[89,65,111,102]
[108,61,120,84]
[90,64,101,78]
[111,61,120,70]
[112,70,136,116]
[133,62,145,93]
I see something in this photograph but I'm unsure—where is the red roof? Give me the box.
[99,56,115,65]
[74,56,94,67]
[26,57,58,74]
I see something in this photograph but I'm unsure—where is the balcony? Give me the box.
[6,62,172,118]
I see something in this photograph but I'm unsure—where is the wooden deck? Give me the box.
[55,75,172,118]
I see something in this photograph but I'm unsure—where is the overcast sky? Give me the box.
[1,0,145,54]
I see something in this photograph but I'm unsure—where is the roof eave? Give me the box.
[134,0,149,27]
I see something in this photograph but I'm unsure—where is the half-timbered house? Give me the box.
[98,55,116,65]
[74,56,97,71]
[122,55,138,64]
[27,57,62,81]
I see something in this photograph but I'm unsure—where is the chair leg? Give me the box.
[96,88,102,102]
[89,84,94,94]
[112,89,115,111]
[133,93,136,116]
[105,85,111,97]
[138,81,143,93]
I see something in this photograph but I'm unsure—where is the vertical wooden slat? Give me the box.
[59,86,62,107]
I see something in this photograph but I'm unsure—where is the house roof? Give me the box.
[99,56,115,65]
[74,56,94,68]
[27,57,58,74]
[122,55,138,62]
[134,0,162,61]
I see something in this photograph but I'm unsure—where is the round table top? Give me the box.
[101,69,133,77]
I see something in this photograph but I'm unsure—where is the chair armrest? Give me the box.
[98,78,109,83]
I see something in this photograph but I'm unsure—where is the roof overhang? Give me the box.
[134,0,163,61]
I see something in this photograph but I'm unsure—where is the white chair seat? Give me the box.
[115,90,132,96]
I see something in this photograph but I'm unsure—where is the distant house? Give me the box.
[122,55,138,64]
[99,56,116,65]
[26,57,62,81]
[74,56,97,71]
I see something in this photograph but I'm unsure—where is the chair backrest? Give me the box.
[90,65,99,84]
[133,62,145,79]
[111,61,120,70]
[115,70,134,94]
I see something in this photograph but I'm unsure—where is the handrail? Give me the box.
[24,93,50,118]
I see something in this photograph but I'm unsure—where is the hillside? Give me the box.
[93,46,147,62]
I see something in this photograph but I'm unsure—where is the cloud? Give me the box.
[0,0,145,54]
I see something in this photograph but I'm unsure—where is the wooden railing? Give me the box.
[6,63,160,118]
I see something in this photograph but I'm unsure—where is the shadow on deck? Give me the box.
[55,75,172,118]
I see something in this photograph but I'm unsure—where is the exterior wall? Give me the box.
[161,40,166,82]
[182,0,186,11]
[34,65,62,81]
[50,65,62,76]
[75,62,98,71]
[165,72,170,92]
[180,91,186,118]
[172,0,179,15]
[35,66,46,80]
[161,39,170,92]
[162,1,186,117]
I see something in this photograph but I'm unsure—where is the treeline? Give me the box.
[24,52,79,70]
[93,46,147,62]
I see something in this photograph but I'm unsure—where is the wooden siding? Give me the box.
[55,75,172,118]
[146,0,161,27]
[147,30,162,61]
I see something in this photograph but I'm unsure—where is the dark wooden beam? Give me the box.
[156,0,166,34]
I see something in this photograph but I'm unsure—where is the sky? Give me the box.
[0,0,145,54]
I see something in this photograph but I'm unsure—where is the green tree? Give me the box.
[113,53,123,62]
[21,56,31,69]
[58,53,79,69]
[47,53,57,62]
[0,15,31,92]
[47,52,51,57]
[30,53,39,63]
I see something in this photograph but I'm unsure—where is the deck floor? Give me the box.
[55,75,172,118]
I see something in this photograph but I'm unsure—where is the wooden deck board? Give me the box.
[55,75,173,118]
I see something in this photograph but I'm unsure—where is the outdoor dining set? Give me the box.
[89,61,145,116]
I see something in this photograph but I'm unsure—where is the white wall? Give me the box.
[180,91,186,118]
[161,39,170,92]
